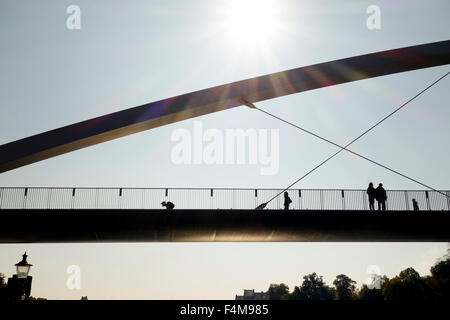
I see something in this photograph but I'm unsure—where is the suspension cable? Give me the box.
[245,71,449,206]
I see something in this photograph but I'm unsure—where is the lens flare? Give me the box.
[223,0,281,47]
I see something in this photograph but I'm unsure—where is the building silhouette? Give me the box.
[235,289,270,300]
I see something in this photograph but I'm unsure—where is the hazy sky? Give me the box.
[0,242,448,300]
[0,0,449,299]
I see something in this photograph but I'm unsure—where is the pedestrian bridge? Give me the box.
[0,42,449,243]
[1,187,449,211]
[0,187,448,243]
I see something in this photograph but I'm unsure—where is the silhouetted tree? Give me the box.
[359,284,382,300]
[399,267,421,282]
[383,268,430,300]
[333,274,357,300]
[248,249,450,301]
[431,257,450,280]
[358,275,389,300]
[268,283,290,300]
[292,273,334,300]
[0,273,7,300]
[427,250,450,300]
[28,296,47,300]
[289,286,302,300]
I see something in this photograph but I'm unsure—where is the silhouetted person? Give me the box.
[366,182,376,211]
[412,198,419,211]
[161,201,175,210]
[375,183,387,211]
[284,191,292,210]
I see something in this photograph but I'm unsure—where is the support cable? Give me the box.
[242,71,450,208]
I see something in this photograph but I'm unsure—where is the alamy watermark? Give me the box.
[366,265,382,289]
[170,120,280,175]
[366,5,381,30]
[66,265,81,290]
[66,5,81,30]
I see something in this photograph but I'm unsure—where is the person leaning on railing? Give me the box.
[375,183,387,211]
[367,182,376,211]
[161,201,175,210]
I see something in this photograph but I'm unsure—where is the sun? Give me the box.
[222,0,281,47]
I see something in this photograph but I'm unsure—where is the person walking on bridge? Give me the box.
[284,191,292,210]
[412,198,419,211]
[375,183,387,211]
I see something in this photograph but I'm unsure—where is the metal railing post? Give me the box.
[119,188,122,209]
[23,187,28,209]
[71,188,76,209]
[298,189,302,210]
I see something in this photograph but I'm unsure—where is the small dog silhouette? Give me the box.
[255,202,267,210]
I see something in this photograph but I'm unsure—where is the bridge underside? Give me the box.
[0,209,448,242]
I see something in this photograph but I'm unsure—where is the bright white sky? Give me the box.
[0,0,449,299]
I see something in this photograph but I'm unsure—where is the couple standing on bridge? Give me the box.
[367,182,387,211]
[283,186,389,211]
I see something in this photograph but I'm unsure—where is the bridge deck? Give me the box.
[0,209,448,242]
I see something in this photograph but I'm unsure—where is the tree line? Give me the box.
[267,249,450,301]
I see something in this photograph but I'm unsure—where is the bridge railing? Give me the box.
[0,187,449,211]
